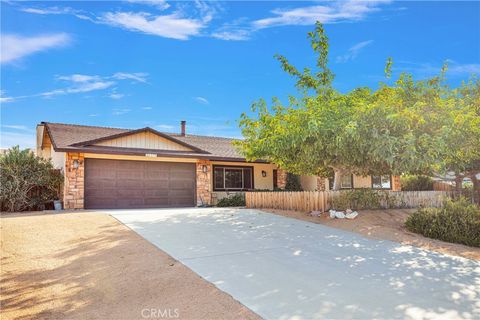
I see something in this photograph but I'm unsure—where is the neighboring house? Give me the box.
[36,121,400,210]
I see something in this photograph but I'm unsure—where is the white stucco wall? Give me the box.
[50,145,65,171]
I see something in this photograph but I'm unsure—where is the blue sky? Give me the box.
[1,0,479,149]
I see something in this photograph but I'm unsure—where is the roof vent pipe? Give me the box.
[180,120,186,136]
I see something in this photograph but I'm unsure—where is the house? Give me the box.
[36,121,401,210]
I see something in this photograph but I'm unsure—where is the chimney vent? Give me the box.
[180,120,186,136]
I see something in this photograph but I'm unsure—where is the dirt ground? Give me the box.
[263,208,480,260]
[1,212,260,320]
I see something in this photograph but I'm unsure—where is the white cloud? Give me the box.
[100,11,206,40]
[336,40,373,63]
[112,72,148,83]
[142,106,153,110]
[1,125,31,131]
[156,124,174,130]
[21,6,73,15]
[194,96,209,105]
[57,74,101,82]
[0,90,16,103]
[0,131,36,149]
[126,0,170,10]
[253,0,390,29]
[109,92,125,99]
[112,108,131,115]
[41,81,115,97]
[1,33,70,64]
[212,29,250,41]
[395,60,480,78]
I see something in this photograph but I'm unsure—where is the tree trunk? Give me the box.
[454,175,463,196]
[470,173,480,205]
[332,168,345,191]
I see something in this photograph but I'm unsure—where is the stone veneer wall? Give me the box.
[196,160,212,206]
[316,177,327,191]
[64,153,85,209]
[277,169,288,189]
[392,175,401,191]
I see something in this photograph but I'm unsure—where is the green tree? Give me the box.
[236,23,479,191]
[0,146,63,212]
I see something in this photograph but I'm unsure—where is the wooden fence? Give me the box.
[245,190,454,212]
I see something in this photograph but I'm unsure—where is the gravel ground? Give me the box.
[1,212,260,320]
[263,208,480,260]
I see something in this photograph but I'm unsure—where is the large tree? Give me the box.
[236,22,479,191]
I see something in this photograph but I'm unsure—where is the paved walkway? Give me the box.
[109,208,480,320]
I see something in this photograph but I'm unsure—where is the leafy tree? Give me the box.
[236,22,479,192]
[0,146,63,212]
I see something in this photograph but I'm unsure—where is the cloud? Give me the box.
[112,72,148,83]
[395,60,480,78]
[142,106,153,110]
[194,96,209,105]
[212,28,250,41]
[57,74,101,82]
[1,125,31,131]
[0,131,36,149]
[100,11,206,40]
[336,40,373,63]
[156,124,174,130]
[253,0,391,29]
[109,92,125,99]
[126,0,170,10]
[21,6,73,15]
[112,108,131,115]
[0,90,16,103]
[41,80,115,97]
[1,33,70,64]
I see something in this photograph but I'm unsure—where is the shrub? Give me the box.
[405,198,480,247]
[285,173,303,191]
[331,189,404,210]
[216,193,246,207]
[401,175,434,191]
[0,146,63,212]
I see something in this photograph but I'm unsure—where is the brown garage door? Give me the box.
[85,159,196,209]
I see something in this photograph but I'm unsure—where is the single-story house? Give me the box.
[36,121,401,209]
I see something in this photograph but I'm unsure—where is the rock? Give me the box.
[329,210,336,218]
[310,210,321,217]
[335,211,346,219]
[346,211,359,219]
[346,209,353,214]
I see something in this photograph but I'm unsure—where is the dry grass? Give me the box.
[1,212,260,320]
[263,208,480,260]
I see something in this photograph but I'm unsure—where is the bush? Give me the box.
[285,173,303,191]
[331,189,401,210]
[401,175,434,191]
[332,189,382,210]
[405,198,480,247]
[216,193,246,207]
[0,146,63,212]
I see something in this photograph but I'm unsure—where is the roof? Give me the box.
[41,122,261,162]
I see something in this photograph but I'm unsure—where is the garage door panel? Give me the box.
[143,180,169,189]
[85,159,195,209]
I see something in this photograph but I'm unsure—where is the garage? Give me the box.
[85,159,196,209]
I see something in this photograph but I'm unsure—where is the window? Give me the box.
[372,175,391,189]
[213,166,253,191]
[340,174,353,189]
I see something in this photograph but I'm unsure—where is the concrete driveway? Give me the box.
[108,208,479,320]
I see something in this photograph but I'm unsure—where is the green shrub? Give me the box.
[332,189,382,210]
[405,198,480,247]
[401,175,434,191]
[216,193,246,207]
[0,146,63,212]
[285,173,303,191]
